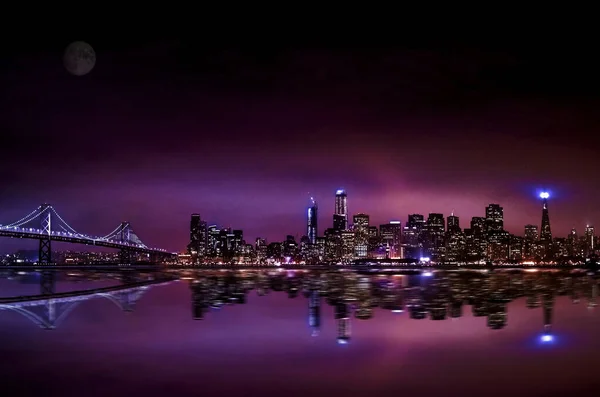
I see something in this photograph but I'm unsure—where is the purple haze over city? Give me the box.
[2,39,600,252]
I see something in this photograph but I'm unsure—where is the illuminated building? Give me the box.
[466,217,488,261]
[187,214,207,263]
[340,230,355,261]
[380,221,403,259]
[367,226,380,258]
[207,225,220,258]
[539,192,552,243]
[424,213,445,260]
[352,213,369,258]
[566,228,580,258]
[403,214,424,259]
[585,225,595,256]
[324,228,342,261]
[307,198,318,244]
[282,235,298,259]
[333,189,348,231]
[446,214,460,233]
[523,224,540,260]
[485,204,504,233]
[255,238,267,263]
[445,214,465,262]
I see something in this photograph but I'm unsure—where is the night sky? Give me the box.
[2,36,600,251]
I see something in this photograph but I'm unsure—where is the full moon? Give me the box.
[63,41,96,76]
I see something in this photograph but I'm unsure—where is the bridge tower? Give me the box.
[119,221,133,264]
[39,204,52,264]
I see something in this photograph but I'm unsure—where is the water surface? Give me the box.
[1,269,599,397]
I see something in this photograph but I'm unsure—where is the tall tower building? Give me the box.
[585,225,595,254]
[353,213,370,258]
[539,192,552,242]
[380,221,403,259]
[333,189,348,231]
[447,214,460,233]
[307,198,318,244]
[188,214,207,262]
[485,204,504,233]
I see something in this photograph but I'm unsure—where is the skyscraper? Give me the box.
[353,213,369,258]
[188,213,207,262]
[307,198,318,244]
[485,204,504,233]
[540,192,552,243]
[380,221,403,259]
[333,189,348,231]
[447,214,460,233]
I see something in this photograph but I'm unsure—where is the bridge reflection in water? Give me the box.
[1,268,598,342]
[0,272,174,329]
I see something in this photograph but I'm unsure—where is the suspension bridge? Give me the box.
[0,204,174,264]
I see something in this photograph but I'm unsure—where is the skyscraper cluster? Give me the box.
[185,191,598,265]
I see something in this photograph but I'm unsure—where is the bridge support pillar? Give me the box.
[40,271,56,295]
[120,270,138,284]
[119,249,133,265]
[39,204,52,264]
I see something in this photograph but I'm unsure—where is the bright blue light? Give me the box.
[336,189,345,195]
[422,271,433,277]
[392,310,404,313]
[540,192,550,199]
[540,334,553,343]
[337,338,348,345]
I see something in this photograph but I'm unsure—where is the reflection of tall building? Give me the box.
[587,280,598,308]
[333,189,348,231]
[334,301,350,344]
[191,281,207,320]
[308,289,321,336]
[542,293,554,336]
[307,199,318,244]
[172,270,597,343]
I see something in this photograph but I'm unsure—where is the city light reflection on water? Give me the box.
[0,268,600,397]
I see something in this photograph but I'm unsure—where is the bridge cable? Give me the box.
[50,207,86,237]
[101,223,126,240]
[4,206,42,228]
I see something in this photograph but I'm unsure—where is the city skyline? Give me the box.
[2,41,600,252]
[0,187,598,253]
